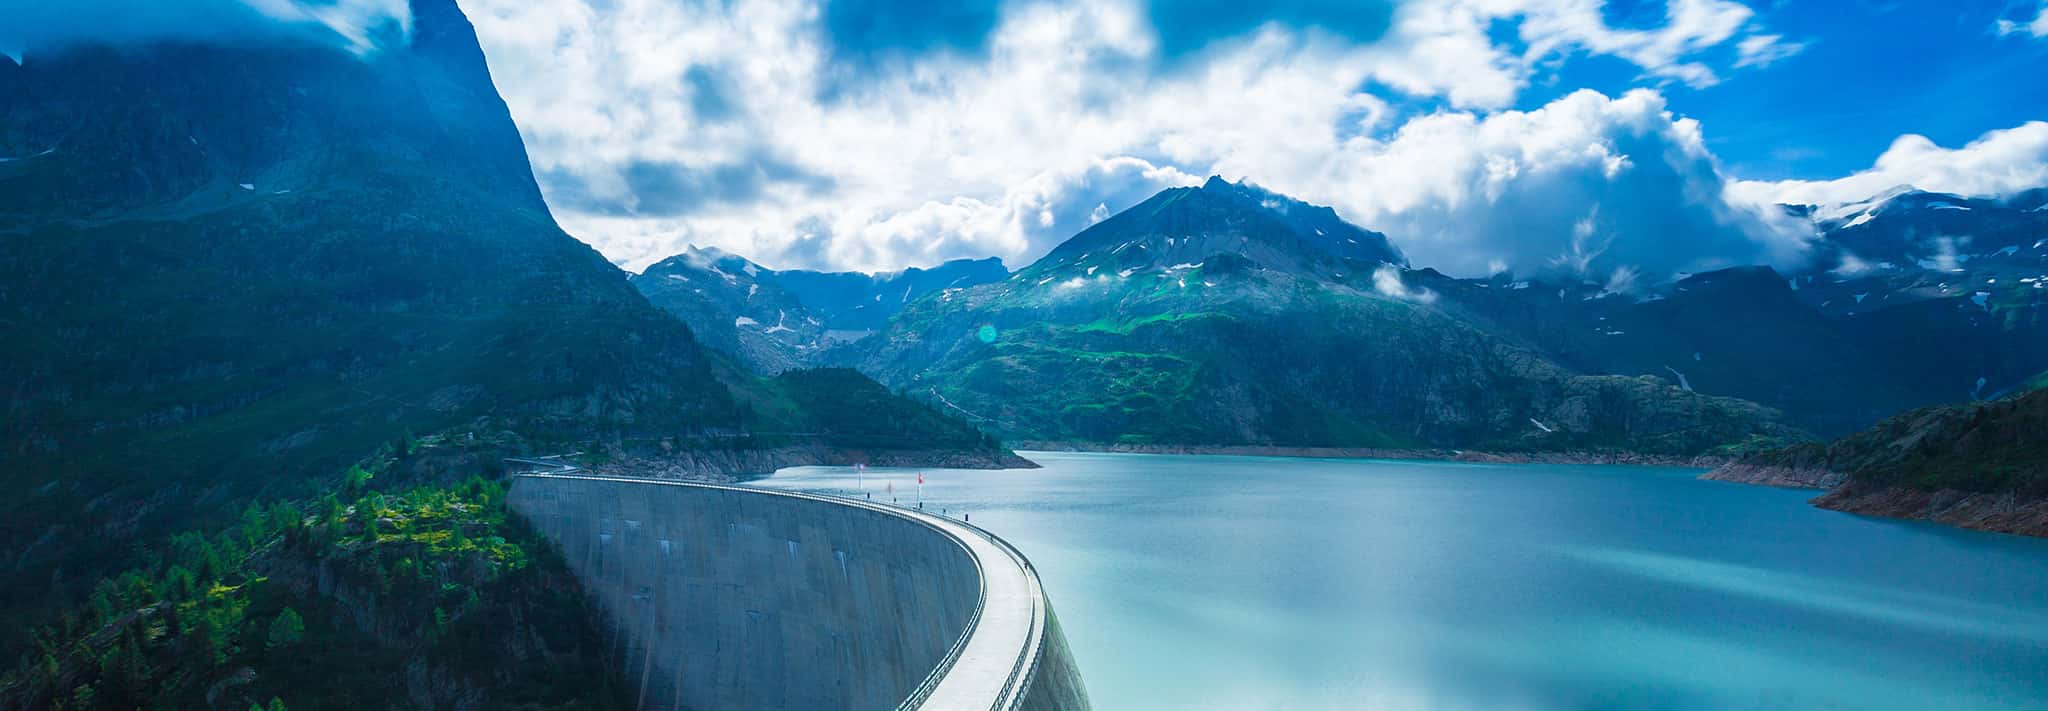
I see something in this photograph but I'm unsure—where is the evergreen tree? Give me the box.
[361,507,383,543]
[35,652,59,695]
[241,503,269,547]
[101,627,148,704]
[267,608,304,651]
[165,565,198,601]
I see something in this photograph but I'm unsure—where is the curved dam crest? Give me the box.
[507,473,1089,711]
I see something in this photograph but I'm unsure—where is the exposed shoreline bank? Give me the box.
[582,445,1040,483]
[1697,463,1844,489]
[1700,462,2048,538]
[1011,441,1728,468]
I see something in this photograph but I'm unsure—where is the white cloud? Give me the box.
[242,0,411,52]
[0,0,411,58]
[1730,121,2048,208]
[1373,264,1438,303]
[1510,0,1761,88]
[463,0,1795,274]
[1236,88,1812,281]
[1995,2,2048,38]
[1734,33,1805,68]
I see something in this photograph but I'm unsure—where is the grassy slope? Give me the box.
[859,259,1796,455]
[1,4,1018,672]
[1,443,626,710]
[1839,390,2048,494]
[1741,388,2048,495]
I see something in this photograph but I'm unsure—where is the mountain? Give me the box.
[1780,187,2048,410]
[633,247,1008,372]
[0,0,1014,661]
[634,246,829,373]
[1023,175,1403,281]
[840,179,1797,455]
[1705,386,2048,536]
[1415,185,2048,438]
[772,256,1010,330]
[1793,187,2048,296]
[1425,266,2047,437]
[647,176,2044,455]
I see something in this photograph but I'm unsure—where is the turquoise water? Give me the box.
[757,452,2048,710]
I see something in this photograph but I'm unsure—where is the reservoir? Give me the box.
[757,451,2048,710]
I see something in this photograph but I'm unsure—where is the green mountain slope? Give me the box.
[845,181,1800,455]
[1424,266,2048,437]
[0,0,1013,662]
[1710,388,2048,536]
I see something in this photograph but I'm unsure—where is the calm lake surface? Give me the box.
[757,452,2048,710]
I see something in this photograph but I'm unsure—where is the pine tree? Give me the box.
[241,502,269,547]
[267,608,304,651]
[165,566,197,601]
[35,652,59,695]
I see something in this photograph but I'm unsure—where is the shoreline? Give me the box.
[1010,440,1729,468]
[573,445,1040,484]
[1699,461,2048,538]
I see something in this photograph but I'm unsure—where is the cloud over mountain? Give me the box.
[28,0,2037,286]
[1260,88,1811,282]
[1730,122,2048,209]
[458,0,1804,274]
[0,0,412,59]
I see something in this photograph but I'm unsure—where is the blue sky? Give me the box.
[796,0,2048,180]
[9,0,2047,281]
[452,0,2048,279]
[1556,0,2048,181]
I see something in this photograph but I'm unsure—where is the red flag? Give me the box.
[917,472,925,485]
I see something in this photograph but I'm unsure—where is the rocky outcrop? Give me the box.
[1814,484,2048,537]
[1700,441,1847,488]
[1699,464,1846,489]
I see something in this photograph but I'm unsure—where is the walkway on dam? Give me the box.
[514,472,1047,710]
[894,499,1046,710]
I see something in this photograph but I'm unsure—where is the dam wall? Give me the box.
[507,473,1089,710]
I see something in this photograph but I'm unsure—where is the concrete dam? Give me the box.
[508,474,1090,711]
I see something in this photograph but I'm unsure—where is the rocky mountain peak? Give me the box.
[1025,176,1404,280]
